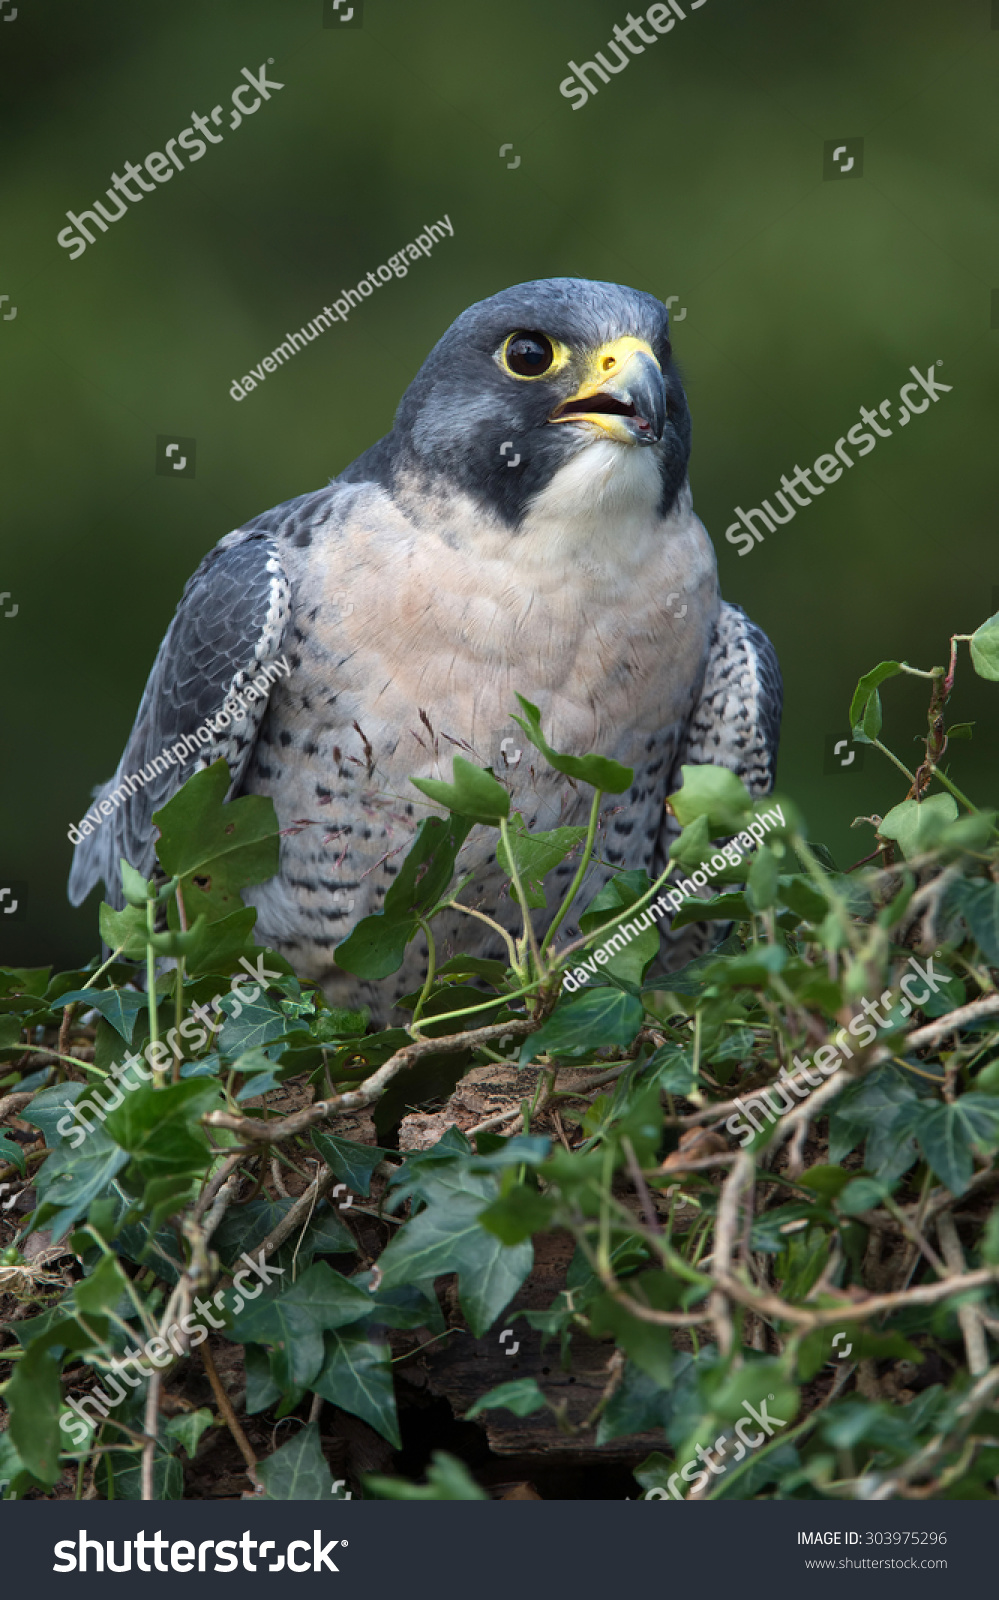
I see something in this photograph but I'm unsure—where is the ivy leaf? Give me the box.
[98,901,149,960]
[897,1095,999,1196]
[510,694,633,793]
[969,612,999,681]
[365,1451,487,1500]
[376,1193,533,1337]
[256,1420,334,1500]
[465,1379,547,1420]
[747,846,781,911]
[878,795,958,860]
[669,891,751,930]
[669,765,754,833]
[226,1262,377,1389]
[313,1329,401,1447]
[849,660,901,740]
[216,993,300,1061]
[120,860,154,906]
[579,870,660,983]
[153,761,280,927]
[0,1131,25,1173]
[312,1131,393,1198]
[588,1292,674,1386]
[597,1358,687,1445]
[25,1085,129,1241]
[163,1408,215,1460]
[779,876,830,923]
[335,813,473,979]
[496,815,587,908]
[519,987,644,1064]
[477,1183,557,1245]
[942,878,999,965]
[172,907,259,976]
[105,1080,219,1187]
[51,986,148,1044]
[6,1343,64,1485]
[646,1044,697,1095]
[411,755,510,823]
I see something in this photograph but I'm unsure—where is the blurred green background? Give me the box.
[1,0,996,970]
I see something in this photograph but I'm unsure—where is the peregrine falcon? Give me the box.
[69,278,782,1018]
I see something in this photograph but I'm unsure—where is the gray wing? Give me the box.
[68,528,292,908]
[653,600,783,964]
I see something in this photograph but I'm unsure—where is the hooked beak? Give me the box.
[548,337,667,446]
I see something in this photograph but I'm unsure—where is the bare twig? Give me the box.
[904,995,999,1052]
[204,1019,537,1144]
[141,1372,161,1502]
[936,1213,989,1377]
[200,1341,258,1484]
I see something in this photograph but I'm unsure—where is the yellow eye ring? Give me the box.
[498,330,571,381]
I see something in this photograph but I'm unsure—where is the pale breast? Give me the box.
[241,466,719,1015]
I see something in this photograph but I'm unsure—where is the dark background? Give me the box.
[1,0,996,970]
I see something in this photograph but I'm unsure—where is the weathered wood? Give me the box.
[395,1233,665,1463]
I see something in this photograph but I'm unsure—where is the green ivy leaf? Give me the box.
[897,1095,999,1196]
[98,901,149,960]
[377,1193,533,1337]
[365,1450,487,1500]
[411,755,510,823]
[519,987,644,1064]
[312,1130,394,1198]
[669,891,751,931]
[669,765,754,833]
[588,1293,674,1386]
[465,1379,547,1420]
[849,660,901,739]
[51,986,149,1044]
[25,1084,130,1241]
[579,870,660,983]
[256,1420,334,1500]
[496,815,587,908]
[510,694,633,793]
[313,1330,401,1447]
[226,1262,377,1389]
[105,1080,219,1187]
[477,1183,557,1245]
[878,794,959,860]
[120,860,154,907]
[163,1408,215,1460]
[943,878,999,965]
[747,845,781,911]
[154,761,280,926]
[335,813,473,979]
[969,612,999,681]
[6,1343,64,1485]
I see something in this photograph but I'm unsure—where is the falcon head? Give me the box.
[345,277,692,530]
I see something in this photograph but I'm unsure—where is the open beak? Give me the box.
[548,337,667,446]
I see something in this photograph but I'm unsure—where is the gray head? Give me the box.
[342,277,692,526]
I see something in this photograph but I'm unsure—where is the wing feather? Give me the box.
[68,529,292,907]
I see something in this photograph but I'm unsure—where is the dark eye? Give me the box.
[505,332,554,377]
